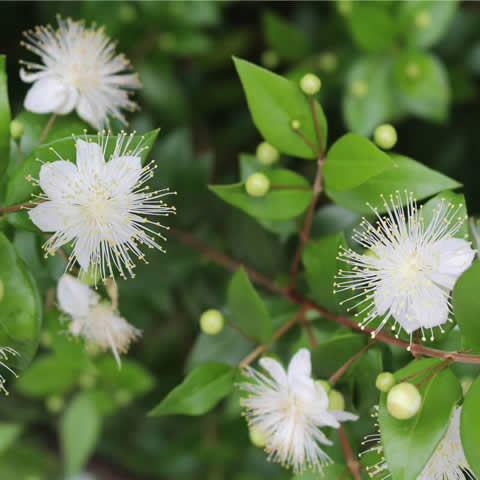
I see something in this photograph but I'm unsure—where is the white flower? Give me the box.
[29,133,176,281]
[362,406,475,480]
[57,274,140,365]
[334,192,475,343]
[20,16,140,129]
[240,348,358,473]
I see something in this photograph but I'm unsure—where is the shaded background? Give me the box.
[0,1,479,479]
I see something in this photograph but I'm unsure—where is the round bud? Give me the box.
[249,427,266,448]
[461,376,474,395]
[245,173,270,198]
[300,73,322,96]
[46,395,64,413]
[200,309,224,335]
[406,62,420,79]
[350,80,368,97]
[387,383,422,420]
[290,119,301,130]
[328,389,345,411]
[256,141,279,166]
[318,52,337,73]
[261,50,279,69]
[376,372,396,392]
[315,379,331,394]
[415,10,432,29]
[10,120,24,140]
[115,389,132,407]
[374,124,398,150]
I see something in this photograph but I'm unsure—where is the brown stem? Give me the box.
[0,201,36,215]
[415,359,452,389]
[338,425,362,480]
[226,321,259,345]
[310,98,325,156]
[39,113,57,144]
[299,311,318,348]
[329,341,375,384]
[398,361,444,384]
[270,185,312,191]
[294,129,321,158]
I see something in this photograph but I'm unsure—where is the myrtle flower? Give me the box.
[361,406,475,480]
[334,192,474,343]
[57,274,140,365]
[240,348,358,473]
[28,132,176,281]
[0,347,19,395]
[20,16,140,129]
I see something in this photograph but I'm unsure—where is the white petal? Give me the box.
[287,348,312,382]
[259,357,287,386]
[76,96,103,129]
[54,84,79,115]
[312,410,340,429]
[20,68,48,83]
[75,139,105,178]
[314,381,330,411]
[72,235,94,272]
[39,160,79,201]
[29,201,65,232]
[106,155,142,194]
[24,77,69,114]
[57,274,98,317]
[330,410,359,423]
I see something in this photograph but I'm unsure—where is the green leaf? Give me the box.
[399,0,458,49]
[149,362,235,416]
[393,52,450,122]
[0,56,11,178]
[263,11,310,61]
[209,168,312,221]
[227,267,272,343]
[324,133,394,193]
[378,358,461,480]
[0,424,22,455]
[453,262,480,353]
[327,155,460,213]
[461,375,480,477]
[342,2,396,53]
[234,57,327,159]
[343,56,401,136]
[60,392,101,476]
[0,233,41,367]
[302,233,346,313]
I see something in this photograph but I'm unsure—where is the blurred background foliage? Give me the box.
[0,1,479,479]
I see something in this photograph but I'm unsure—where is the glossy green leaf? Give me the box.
[453,262,480,353]
[60,392,101,476]
[234,57,327,159]
[0,56,11,178]
[460,375,480,477]
[327,155,460,213]
[263,11,310,61]
[302,233,346,313]
[324,133,393,193]
[378,358,461,480]
[150,362,235,416]
[393,52,450,122]
[399,0,458,49]
[0,233,41,367]
[227,267,272,343]
[209,168,312,221]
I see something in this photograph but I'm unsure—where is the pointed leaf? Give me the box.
[460,375,480,477]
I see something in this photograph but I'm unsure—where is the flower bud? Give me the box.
[350,80,368,97]
[415,10,432,29]
[300,73,322,96]
[387,383,422,420]
[261,50,279,69]
[10,120,24,140]
[315,379,331,394]
[376,372,396,392]
[200,309,224,335]
[374,124,398,150]
[249,427,266,447]
[328,389,345,410]
[290,119,301,130]
[46,395,64,413]
[245,173,270,198]
[318,52,337,73]
[256,141,279,166]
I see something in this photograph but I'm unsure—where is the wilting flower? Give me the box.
[57,273,140,365]
[0,347,19,395]
[20,16,140,129]
[240,348,358,473]
[361,406,475,480]
[29,133,176,281]
[334,192,475,343]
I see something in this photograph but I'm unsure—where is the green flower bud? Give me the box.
[350,80,368,97]
[290,119,301,130]
[256,141,279,166]
[374,124,398,150]
[315,379,331,394]
[261,50,279,69]
[415,10,432,29]
[249,427,266,448]
[245,173,270,198]
[328,389,345,410]
[46,395,64,413]
[200,309,224,335]
[387,383,422,420]
[318,52,338,73]
[10,120,24,140]
[376,372,396,392]
[300,73,322,96]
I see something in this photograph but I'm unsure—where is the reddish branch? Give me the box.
[329,341,375,384]
[338,426,362,480]
[0,201,36,215]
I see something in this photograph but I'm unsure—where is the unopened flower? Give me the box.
[240,348,358,473]
[20,16,140,129]
[57,274,140,365]
[334,192,474,343]
[361,406,475,480]
[29,133,176,281]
